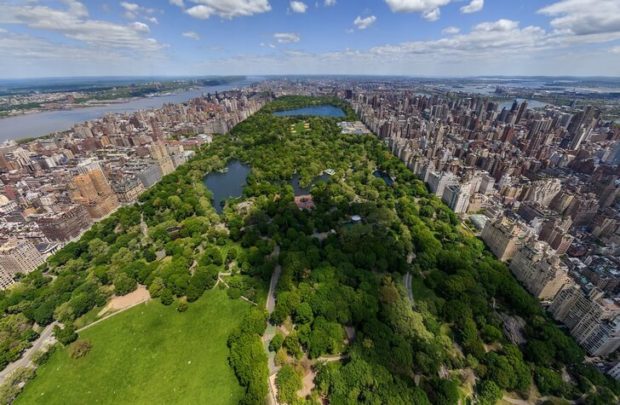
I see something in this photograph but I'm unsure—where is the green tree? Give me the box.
[276,364,302,404]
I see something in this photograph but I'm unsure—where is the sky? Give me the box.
[0,0,619,78]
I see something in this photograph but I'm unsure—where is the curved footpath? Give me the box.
[262,244,282,405]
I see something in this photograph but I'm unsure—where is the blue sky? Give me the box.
[0,0,619,78]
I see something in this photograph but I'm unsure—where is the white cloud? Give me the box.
[120,2,140,12]
[422,8,440,21]
[182,31,200,40]
[474,19,519,32]
[384,0,450,21]
[611,46,620,54]
[289,1,307,13]
[460,0,483,14]
[130,21,150,32]
[324,0,336,6]
[169,0,185,6]
[147,16,159,24]
[120,2,159,20]
[368,19,548,58]
[274,32,300,43]
[184,0,271,19]
[538,0,620,36]
[0,29,166,78]
[353,15,376,30]
[442,26,460,35]
[0,2,163,52]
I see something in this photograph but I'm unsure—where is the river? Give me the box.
[0,78,260,142]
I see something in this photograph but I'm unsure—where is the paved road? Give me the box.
[404,272,414,304]
[0,322,57,384]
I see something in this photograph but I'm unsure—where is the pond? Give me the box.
[291,173,331,196]
[203,160,250,214]
[273,105,345,117]
[373,170,394,186]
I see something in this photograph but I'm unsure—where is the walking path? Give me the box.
[266,245,281,314]
[0,322,57,385]
[78,297,150,333]
[403,272,414,304]
[262,244,282,405]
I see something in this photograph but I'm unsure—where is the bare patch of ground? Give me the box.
[98,285,150,317]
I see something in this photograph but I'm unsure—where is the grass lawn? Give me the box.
[17,289,249,405]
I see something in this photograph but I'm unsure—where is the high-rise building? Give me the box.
[149,141,175,176]
[509,240,571,300]
[427,171,458,198]
[481,216,529,261]
[0,239,46,286]
[442,184,471,214]
[112,177,146,204]
[70,161,119,219]
[36,204,92,242]
[550,286,620,357]
[539,217,574,255]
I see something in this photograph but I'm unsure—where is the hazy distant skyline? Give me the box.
[0,0,619,78]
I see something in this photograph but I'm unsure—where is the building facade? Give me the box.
[509,241,571,300]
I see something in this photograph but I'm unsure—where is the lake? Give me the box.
[203,160,250,214]
[291,173,331,196]
[273,105,345,117]
[0,78,259,142]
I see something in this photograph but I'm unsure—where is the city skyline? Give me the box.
[0,0,619,78]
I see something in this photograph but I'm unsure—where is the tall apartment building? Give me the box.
[0,271,15,290]
[0,239,46,289]
[608,362,620,381]
[36,204,92,242]
[149,141,175,176]
[481,216,529,261]
[111,177,145,204]
[539,217,574,255]
[442,184,471,214]
[427,171,458,198]
[550,286,620,357]
[509,240,571,300]
[479,173,496,195]
[135,162,163,188]
[70,162,119,219]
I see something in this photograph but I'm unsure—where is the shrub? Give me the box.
[269,333,284,352]
[177,299,188,312]
[227,288,242,299]
[32,345,57,366]
[69,340,92,359]
[160,288,174,306]
[114,273,137,296]
[53,324,78,346]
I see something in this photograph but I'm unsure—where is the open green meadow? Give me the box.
[17,289,249,405]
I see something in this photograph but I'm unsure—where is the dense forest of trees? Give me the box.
[1,96,618,404]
